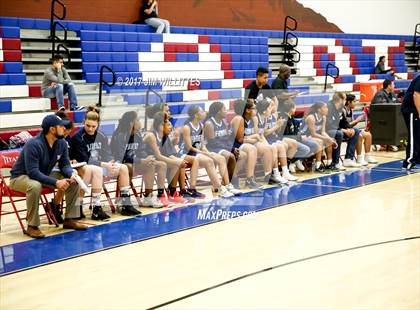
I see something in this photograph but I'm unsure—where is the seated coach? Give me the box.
[10,114,88,238]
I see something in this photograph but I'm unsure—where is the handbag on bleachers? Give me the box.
[8,131,33,149]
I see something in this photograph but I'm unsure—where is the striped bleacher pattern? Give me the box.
[0,16,416,143]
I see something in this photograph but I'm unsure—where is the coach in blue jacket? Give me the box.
[10,114,88,238]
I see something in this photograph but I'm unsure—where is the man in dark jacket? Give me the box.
[371,79,398,104]
[326,92,362,169]
[10,114,88,238]
[401,74,420,170]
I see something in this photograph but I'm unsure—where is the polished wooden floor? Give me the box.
[1,152,419,309]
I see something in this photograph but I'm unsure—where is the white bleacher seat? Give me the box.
[0,85,29,98]
[12,98,51,112]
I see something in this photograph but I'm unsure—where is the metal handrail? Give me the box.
[50,0,66,39]
[97,66,116,107]
[282,16,297,45]
[324,63,340,92]
[413,23,420,71]
[51,20,69,60]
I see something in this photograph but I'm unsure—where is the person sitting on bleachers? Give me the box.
[278,100,317,173]
[245,67,278,106]
[9,114,88,238]
[42,54,84,112]
[135,0,170,34]
[326,92,362,169]
[69,106,141,218]
[179,106,235,198]
[299,102,335,173]
[111,111,166,208]
[256,99,298,182]
[143,112,198,203]
[271,64,299,107]
[203,101,245,192]
[371,79,398,104]
[375,56,402,79]
[50,111,105,222]
[344,94,378,165]
[230,100,261,189]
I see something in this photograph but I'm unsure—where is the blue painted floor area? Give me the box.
[0,160,417,276]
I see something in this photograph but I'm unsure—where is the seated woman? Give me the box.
[137,0,170,34]
[69,106,141,218]
[51,111,105,222]
[344,94,378,165]
[111,111,167,208]
[230,100,283,187]
[204,101,245,193]
[180,105,235,198]
[256,99,298,182]
[375,56,401,79]
[143,112,202,203]
[299,102,337,173]
[277,100,315,173]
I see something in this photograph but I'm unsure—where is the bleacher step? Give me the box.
[23,69,83,74]
[22,58,82,63]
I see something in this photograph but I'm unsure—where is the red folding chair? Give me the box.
[0,150,58,233]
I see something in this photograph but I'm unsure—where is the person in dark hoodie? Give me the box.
[69,106,141,218]
[10,114,88,238]
[326,92,362,170]
[111,111,167,208]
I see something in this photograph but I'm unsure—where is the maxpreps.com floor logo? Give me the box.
[197,206,256,221]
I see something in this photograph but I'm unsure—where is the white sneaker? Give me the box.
[334,162,346,171]
[356,155,368,166]
[143,194,164,209]
[218,186,234,198]
[343,159,362,168]
[289,163,296,173]
[295,160,305,172]
[366,155,378,164]
[282,171,299,181]
[390,145,399,152]
[225,183,242,195]
[273,172,289,184]
[372,145,381,151]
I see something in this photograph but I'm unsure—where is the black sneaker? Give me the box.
[245,178,262,189]
[91,205,110,221]
[326,164,340,172]
[120,205,142,216]
[58,106,66,111]
[315,165,328,174]
[49,200,64,224]
[79,204,86,219]
[190,189,206,199]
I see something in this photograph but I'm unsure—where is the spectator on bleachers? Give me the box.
[135,0,170,34]
[278,100,317,173]
[299,102,336,173]
[111,111,166,208]
[51,111,105,221]
[256,99,298,182]
[271,64,299,107]
[401,74,420,170]
[375,56,402,79]
[69,106,141,218]
[245,67,279,107]
[232,99,284,186]
[42,54,84,112]
[371,79,398,104]
[344,94,378,165]
[230,100,260,189]
[326,92,362,169]
[179,106,235,198]
[9,114,88,238]
[204,101,245,192]
[144,112,199,203]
